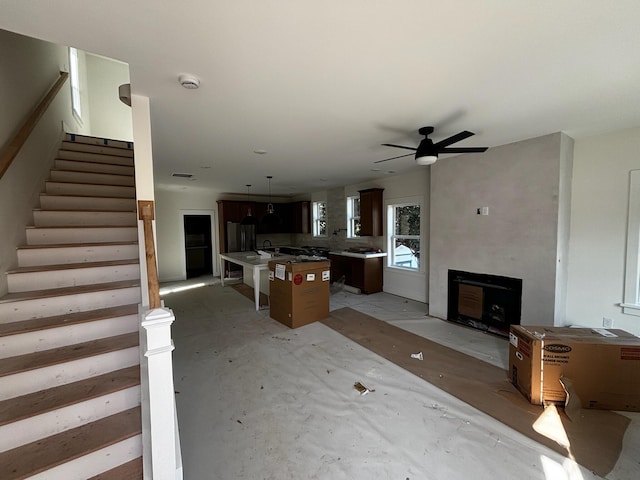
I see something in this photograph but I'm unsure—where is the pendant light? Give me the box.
[240,184,258,225]
[261,176,281,225]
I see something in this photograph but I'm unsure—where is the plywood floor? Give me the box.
[162,276,640,480]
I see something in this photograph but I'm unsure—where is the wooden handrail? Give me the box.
[0,71,69,179]
[139,200,161,308]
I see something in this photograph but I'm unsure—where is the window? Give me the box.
[622,169,640,315]
[388,203,421,270]
[69,47,82,119]
[313,201,327,236]
[347,195,361,238]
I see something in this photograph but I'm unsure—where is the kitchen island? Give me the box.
[219,251,295,311]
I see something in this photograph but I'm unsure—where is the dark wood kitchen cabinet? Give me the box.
[291,201,311,234]
[329,254,383,294]
[359,188,383,236]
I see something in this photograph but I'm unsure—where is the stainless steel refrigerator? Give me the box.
[226,221,256,252]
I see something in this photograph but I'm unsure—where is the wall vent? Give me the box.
[172,173,193,178]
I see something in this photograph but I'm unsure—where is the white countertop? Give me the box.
[220,251,295,268]
[329,250,388,259]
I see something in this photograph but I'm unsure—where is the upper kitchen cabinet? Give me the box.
[359,188,384,236]
[291,201,311,234]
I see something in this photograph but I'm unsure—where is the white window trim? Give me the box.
[69,47,82,120]
[312,201,327,237]
[347,195,360,239]
[386,196,424,273]
[622,169,640,315]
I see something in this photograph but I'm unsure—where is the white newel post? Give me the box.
[142,307,181,480]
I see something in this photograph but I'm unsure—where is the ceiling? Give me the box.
[1,1,639,197]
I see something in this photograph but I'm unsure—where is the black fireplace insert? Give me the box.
[447,269,522,337]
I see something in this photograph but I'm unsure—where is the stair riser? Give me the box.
[54,159,134,176]
[61,140,134,157]
[0,286,141,323]
[57,150,134,167]
[0,386,141,453]
[45,181,135,198]
[0,315,138,359]
[50,170,135,187]
[8,264,140,293]
[0,347,140,401]
[33,210,137,227]
[28,434,142,480]
[26,227,138,245]
[40,195,136,211]
[18,244,139,267]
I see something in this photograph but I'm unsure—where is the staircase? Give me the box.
[0,134,144,479]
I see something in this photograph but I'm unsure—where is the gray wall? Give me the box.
[0,29,86,296]
[429,133,572,325]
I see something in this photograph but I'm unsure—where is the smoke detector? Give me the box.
[178,74,200,89]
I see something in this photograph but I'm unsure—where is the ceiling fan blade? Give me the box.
[439,147,488,154]
[374,152,415,163]
[381,143,417,152]
[434,130,475,149]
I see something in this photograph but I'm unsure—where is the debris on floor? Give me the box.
[410,352,423,360]
[354,381,375,395]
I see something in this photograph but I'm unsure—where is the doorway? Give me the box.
[184,214,213,279]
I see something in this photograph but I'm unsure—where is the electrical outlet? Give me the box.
[603,317,614,328]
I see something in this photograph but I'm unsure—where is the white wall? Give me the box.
[565,126,640,336]
[155,187,223,282]
[0,29,85,295]
[86,53,132,141]
[429,133,571,326]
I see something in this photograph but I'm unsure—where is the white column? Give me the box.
[131,94,155,307]
[141,307,180,479]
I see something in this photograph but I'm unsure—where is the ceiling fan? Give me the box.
[376,126,488,165]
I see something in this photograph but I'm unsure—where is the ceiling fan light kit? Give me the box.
[377,126,488,165]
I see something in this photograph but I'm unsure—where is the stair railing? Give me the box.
[0,71,69,180]
[138,200,161,308]
[138,199,183,479]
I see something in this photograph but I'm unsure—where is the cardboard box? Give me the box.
[268,260,331,328]
[509,325,640,411]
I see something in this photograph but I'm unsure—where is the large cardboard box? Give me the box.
[268,260,331,328]
[509,325,640,411]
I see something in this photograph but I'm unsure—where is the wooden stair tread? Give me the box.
[0,332,139,378]
[0,279,140,304]
[50,168,134,178]
[45,179,136,188]
[88,457,143,480]
[40,193,135,200]
[17,241,138,250]
[0,304,139,338]
[53,158,134,168]
[32,208,136,213]
[0,365,140,426]
[0,406,141,480]
[8,259,138,274]
[60,146,134,157]
[25,225,137,230]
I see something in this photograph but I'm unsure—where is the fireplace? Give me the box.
[447,270,522,337]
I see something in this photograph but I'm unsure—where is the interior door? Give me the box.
[184,214,213,279]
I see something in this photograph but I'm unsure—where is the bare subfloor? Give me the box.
[161,276,639,480]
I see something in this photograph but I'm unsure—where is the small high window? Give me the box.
[69,47,82,119]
